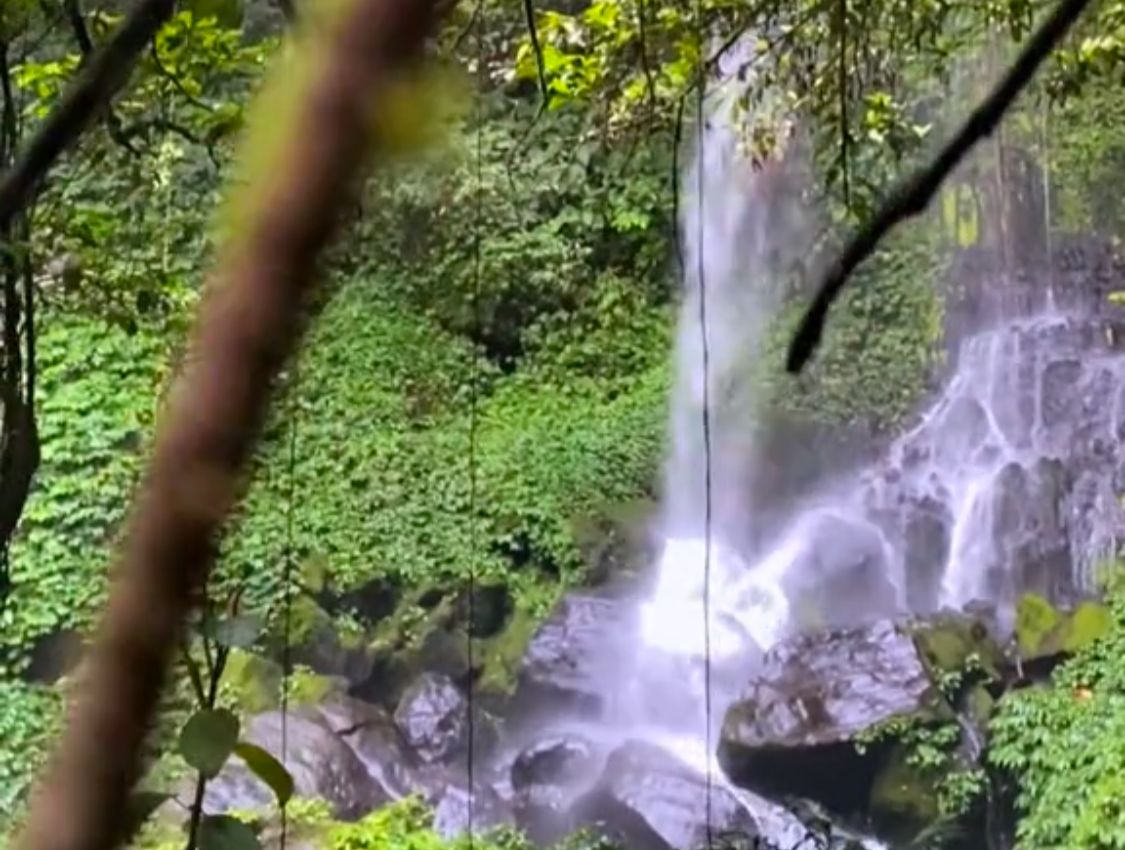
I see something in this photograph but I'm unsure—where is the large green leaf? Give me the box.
[234,741,294,805]
[178,709,239,778]
[198,815,261,850]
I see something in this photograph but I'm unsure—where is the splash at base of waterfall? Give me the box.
[640,537,792,660]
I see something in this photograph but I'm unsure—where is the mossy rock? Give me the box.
[223,649,283,714]
[964,684,994,730]
[281,595,335,648]
[571,498,656,586]
[1016,593,1111,660]
[475,603,540,700]
[1015,593,1062,657]
[910,615,1004,688]
[289,668,347,706]
[869,743,942,845]
[1063,601,1113,652]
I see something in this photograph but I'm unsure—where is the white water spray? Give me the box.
[641,40,811,671]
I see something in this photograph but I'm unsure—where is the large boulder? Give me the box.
[570,741,764,850]
[718,620,946,812]
[314,697,418,800]
[203,711,387,820]
[510,733,602,845]
[393,672,499,767]
[511,593,638,725]
[431,782,513,839]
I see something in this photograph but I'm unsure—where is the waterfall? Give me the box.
[639,41,1125,681]
[641,38,811,674]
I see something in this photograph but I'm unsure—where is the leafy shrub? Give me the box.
[990,584,1125,849]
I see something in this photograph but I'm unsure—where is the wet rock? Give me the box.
[203,711,387,820]
[393,673,499,766]
[571,741,761,850]
[509,734,602,845]
[315,697,418,800]
[783,799,872,850]
[718,620,944,812]
[393,673,469,764]
[432,782,513,838]
[785,514,900,628]
[902,498,952,614]
[1041,359,1084,431]
[512,734,600,790]
[935,397,990,465]
[512,593,638,724]
[989,458,1073,603]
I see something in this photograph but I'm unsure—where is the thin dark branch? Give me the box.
[64,0,96,56]
[0,0,178,231]
[450,0,480,53]
[184,776,206,850]
[786,0,1093,374]
[636,0,657,113]
[62,0,140,155]
[522,0,549,108]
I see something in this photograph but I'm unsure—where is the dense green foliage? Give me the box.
[991,583,1125,850]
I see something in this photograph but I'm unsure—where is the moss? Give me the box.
[965,684,994,730]
[476,603,540,698]
[869,743,942,845]
[222,649,282,714]
[285,595,334,647]
[289,667,346,706]
[910,616,1003,682]
[1016,593,1062,657]
[1063,601,1112,653]
[1016,594,1111,659]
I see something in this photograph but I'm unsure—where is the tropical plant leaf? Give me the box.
[234,741,294,805]
[179,708,239,778]
[198,814,262,850]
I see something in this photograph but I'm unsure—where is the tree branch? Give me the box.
[12,2,447,850]
[785,0,1093,374]
[522,0,549,108]
[0,0,178,231]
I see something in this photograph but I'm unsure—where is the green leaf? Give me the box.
[198,815,261,850]
[178,709,239,778]
[234,741,294,805]
[213,615,264,649]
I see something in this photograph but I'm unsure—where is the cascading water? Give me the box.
[487,37,1125,850]
[630,35,1125,833]
[641,93,1125,699]
[641,40,808,673]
